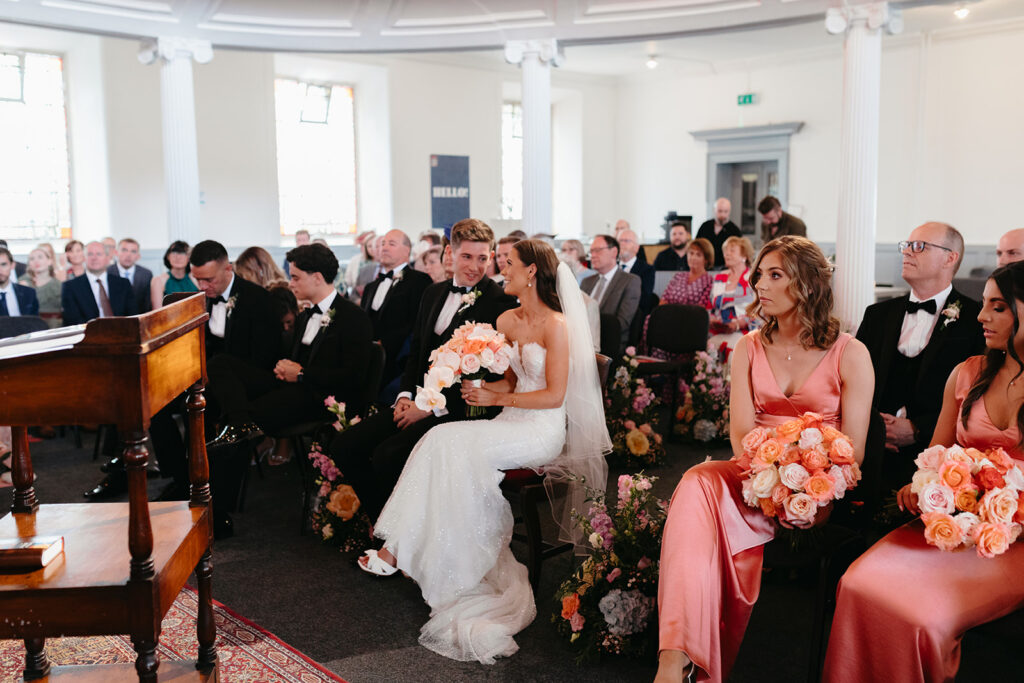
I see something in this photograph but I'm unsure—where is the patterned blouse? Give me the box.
[662,271,713,308]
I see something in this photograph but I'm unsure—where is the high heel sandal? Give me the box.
[357,549,398,577]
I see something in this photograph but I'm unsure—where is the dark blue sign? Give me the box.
[430,155,470,232]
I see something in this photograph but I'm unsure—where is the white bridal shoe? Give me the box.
[357,549,398,577]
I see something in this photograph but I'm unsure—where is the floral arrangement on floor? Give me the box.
[553,473,666,662]
[673,351,730,443]
[606,347,665,467]
[733,412,861,525]
[308,397,371,551]
[910,444,1024,558]
[415,321,513,416]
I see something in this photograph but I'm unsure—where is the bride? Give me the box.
[357,238,610,664]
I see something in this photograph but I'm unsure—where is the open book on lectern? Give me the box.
[0,324,87,362]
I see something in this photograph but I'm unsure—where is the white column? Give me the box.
[827,3,902,332]
[138,38,213,245]
[505,39,560,235]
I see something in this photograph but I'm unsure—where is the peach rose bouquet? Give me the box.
[910,445,1024,558]
[416,322,514,417]
[732,412,860,526]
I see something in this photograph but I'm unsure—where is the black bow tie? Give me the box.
[449,284,470,294]
[906,299,937,315]
[211,295,226,304]
[309,304,322,315]
[377,270,395,282]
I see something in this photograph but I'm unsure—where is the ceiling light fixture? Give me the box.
[646,55,658,70]
[954,5,970,19]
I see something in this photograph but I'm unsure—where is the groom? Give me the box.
[331,218,517,521]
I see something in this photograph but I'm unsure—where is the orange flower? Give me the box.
[801,412,824,429]
[801,448,830,473]
[975,522,1012,559]
[561,593,581,619]
[1016,492,1024,525]
[778,446,802,466]
[829,437,855,465]
[462,338,487,355]
[804,472,836,503]
[986,448,1016,474]
[977,467,1006,490]
[326,484,360,521]
[938,460,973,492]
[775,419,805,443]
[741,426,771,454]
[821,426,845,444]
[753,439,783,470]
[759,497,778,518]
[954,487,980,514]
[922,512,963,551]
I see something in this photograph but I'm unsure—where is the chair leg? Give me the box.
[195,549,217,672]
[23,638,49,680]
[521,484,545,592]
[92,425,104,461]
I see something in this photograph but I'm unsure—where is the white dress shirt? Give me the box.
[620,257,637,273]
[434,279,473,336]
[208,274,235,339]
[301,289,339,346]
[370,262,407,311]
[0,282,21,316]
[117,264,136,285]
[897,284,952,358]
[88,271,112,317]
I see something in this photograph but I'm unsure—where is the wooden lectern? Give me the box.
[0,294,216,682]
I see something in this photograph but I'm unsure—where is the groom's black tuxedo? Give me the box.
[361,265,432,388]
[332,275,517,521]
[856,288,984,490]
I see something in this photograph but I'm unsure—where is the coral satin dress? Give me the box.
[824,356,1024,683]
[658,332,851,683]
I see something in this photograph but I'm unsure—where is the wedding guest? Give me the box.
[618,229,656,313]
[343,230,376,291]
[18,247,61,327]
[62,241,135,326]
[108,238,153,314]
[758,196,806,244]
[581,235,641,355]
[641,238,714,360]
[856,222,983,494]
[559,238,595,285]
[63,239,86,279]
[149,241,198,311]
[355,234,385,299]
[412,230,442,261]
[101,236,117,259]
[823,261,1024,683]
[492,235,520,285]
[996,228,1024,267]
[440,237,455,281]
[360,229,432,394]
[507,229,528,241]
[37,242,66,282]
[707,236,756,360]
[282,229,310,279]
[652,222,692,272]
[234,246,287,289]
[0,247,39,318]
[414,246,445,283]
[329,219,516,522]
[359,240,610,667]
[655,236,874,683]
[0,240,27,280]
[696,198,742,268]
[614,219,647,264]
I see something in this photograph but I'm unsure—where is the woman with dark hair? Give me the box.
[358,239,611,664]
[235,246,287,289]
[655,236,874,683]
[63,239,85,279]
[149,240,198,310]
[824,261,1024,683]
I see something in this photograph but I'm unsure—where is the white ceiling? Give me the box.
[0,0,997,55]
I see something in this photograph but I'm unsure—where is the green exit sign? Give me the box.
[737,93,757,106]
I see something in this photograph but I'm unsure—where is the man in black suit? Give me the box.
[652,221,692,272]
[329,218,516,522]
[617,229,656,313]
[360,229,432,399]
[61,241,136,325]
[857,222,984,494]
[0,247,39,317]
[107,238,153,314]
[695,198,742,268]
[143,240,281,510]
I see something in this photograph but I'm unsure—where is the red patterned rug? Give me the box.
[0,585,346,682]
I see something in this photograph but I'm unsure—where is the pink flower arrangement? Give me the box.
[910,445,1024,558]
[416,322,514,416]
[733,413,860,525]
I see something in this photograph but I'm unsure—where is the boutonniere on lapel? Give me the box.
[224,294,238,319]
[940,300,961,330]
[319,307,336,330]
[392,269,404,283]
[457,288,481,315]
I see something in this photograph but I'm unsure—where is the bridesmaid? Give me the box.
[655,236,874,683]
[823,261,1024,683]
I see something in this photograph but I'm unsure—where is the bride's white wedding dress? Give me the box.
[373,341,565,664]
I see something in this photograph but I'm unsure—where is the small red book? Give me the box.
[0,536,64,570]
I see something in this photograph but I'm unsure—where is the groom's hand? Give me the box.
[395,402,430,429]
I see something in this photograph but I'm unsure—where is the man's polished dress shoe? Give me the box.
[83,472,128,500]
[100,456,162,479]
[206,422,263,450]
[213,513,234,540]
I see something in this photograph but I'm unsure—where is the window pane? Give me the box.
[275,78,358,237]
[501,102,523,221]
[0,51,71,240]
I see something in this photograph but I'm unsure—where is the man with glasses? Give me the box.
[581,234,641,354]
[856,222,984,498]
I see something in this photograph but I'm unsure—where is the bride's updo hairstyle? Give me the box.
[747,235,840,350]
[961,261,1024,443]
[513,239,562,313]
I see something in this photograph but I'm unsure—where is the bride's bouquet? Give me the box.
[733,412,861,525]
[415,322,514,416]
[909,444,1024,558]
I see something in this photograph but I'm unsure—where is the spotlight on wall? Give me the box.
[646,55,658,70]
[954,5,970,19]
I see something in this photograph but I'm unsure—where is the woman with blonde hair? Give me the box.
[655,236,874,683]
[37,242,66,281]
[18,247,62,327]
[234,246,287,289]
[707,235,757,360]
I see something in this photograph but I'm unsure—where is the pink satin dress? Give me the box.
[824,355,1024,683]
[658,332,852,683]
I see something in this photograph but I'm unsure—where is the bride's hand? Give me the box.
[461,381,497,406]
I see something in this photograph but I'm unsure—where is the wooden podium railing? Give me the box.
[0,294,217,682]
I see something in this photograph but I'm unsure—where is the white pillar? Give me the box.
[505,39,560,235]
[138,37,213,246]
[827,3,901,332]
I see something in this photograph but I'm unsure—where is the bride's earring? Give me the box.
[527,279,532,288]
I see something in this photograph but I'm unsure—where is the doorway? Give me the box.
[715,161,779,241]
